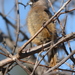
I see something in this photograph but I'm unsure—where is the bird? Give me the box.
[27,0,57,68]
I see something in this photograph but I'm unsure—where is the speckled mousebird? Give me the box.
[27,0,57,67]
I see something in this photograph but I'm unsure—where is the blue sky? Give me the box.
[0,0,75,74]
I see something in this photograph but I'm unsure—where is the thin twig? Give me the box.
[13,0,20,53]
[57,8,75,17]
[48,0,55,13]
[16,59,31,75]
[0,52,8,57]
[18,2,26,8]
[0,46,13,58]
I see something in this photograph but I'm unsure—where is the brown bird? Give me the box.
[27,0,57,68]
